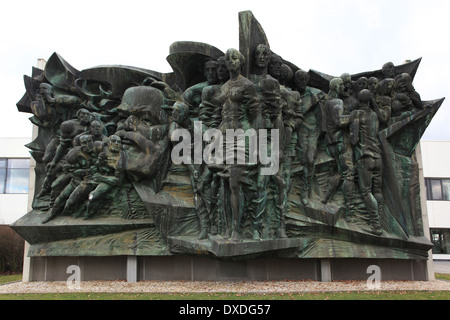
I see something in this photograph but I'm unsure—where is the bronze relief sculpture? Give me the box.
[12,11,443,263]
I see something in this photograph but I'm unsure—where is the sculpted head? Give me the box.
[80,135,94,153]
[108,135,122,153]
[268,53,282,79]
[295,70,309,93]
[382,62,396,78]
[368,77,379,94]
[216,56,230,83]
[90,120,103,137]
[280,64,293,85]
[225,48,245,73]
[172,101,189,125]
[340,73,352,97]
[359,89,372,105]
[329,77,345,98]
[254,44,271,69]
[204,60,218,85]
[77,108,91,125]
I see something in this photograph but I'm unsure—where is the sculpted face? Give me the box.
[340,73,352,97]
[330,78,345,97]
[225,49,242,73]
[379,79,394,96]
[295,70,308,93]
[90,121,103,136]
[172,102,188,125]
[78,109,91,125]
[382,62,395,78]
[204,60,218,85]
[39,83,54,99]
[80,135,94,153]
[394,74,410,93]
[216,57,229,83]
[356,77,368,93]
[254,44,270,69]
[368,77,379,94]
[268,54,282,78]
[108,135,121,153]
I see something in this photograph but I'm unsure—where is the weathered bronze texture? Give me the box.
[12,11,443,261]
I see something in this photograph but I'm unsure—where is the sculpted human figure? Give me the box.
[354,89,383,236]
[294,70,326,205]
[368,77,379,95]
[340,73,359,112]
[323,78,359,221]
[218,48,262,241]
[251,45,287,238]
[250,45,283,133]
[31,84,62,196]
[276,64,299,236]
[199,59,225,130]
[346,76,369,113]
[36,108,93,198]
[30,83,59,130]
[46,108,93,174]
[374,79,393,128]
[354,77,368,94]
[279,64,298,144]
[83,135,124,220]
[392,73,426,118]
[198,56,229,236]
[382,62,396,79]
[340,73,353,99]
[216,56,230,85]
[278,65,298,165]
[42,135,96,223]
[268,53,283,82]
[58,123,112,218]
[183,60,219,119]
[169,101,210,240]
[73,120,109,148]
[31,82,83,128]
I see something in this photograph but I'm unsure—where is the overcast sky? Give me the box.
[0,0,448,141]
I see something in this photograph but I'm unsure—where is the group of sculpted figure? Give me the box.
[33,44,429,241]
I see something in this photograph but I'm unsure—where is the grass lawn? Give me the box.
[436,273,450,281]
[0,291,449,300]
[1,273,449,300]
[0,274,21,284]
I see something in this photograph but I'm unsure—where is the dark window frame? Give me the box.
[425,178,450,201]
[0,158,30,194]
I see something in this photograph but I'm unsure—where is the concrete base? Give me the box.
[26,255,430,282]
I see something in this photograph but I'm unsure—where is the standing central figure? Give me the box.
[218,48,263,241]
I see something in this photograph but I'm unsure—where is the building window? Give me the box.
[0,158,30,194]
[425,178,450,201]
[430,229,450,254]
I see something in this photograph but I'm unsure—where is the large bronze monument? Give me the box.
[12,11,443,281]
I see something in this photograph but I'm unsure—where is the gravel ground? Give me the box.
[1,279,450,294]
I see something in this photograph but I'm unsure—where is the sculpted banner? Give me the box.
[12,11,443,260]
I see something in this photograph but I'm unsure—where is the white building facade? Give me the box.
[421,141,450,260]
